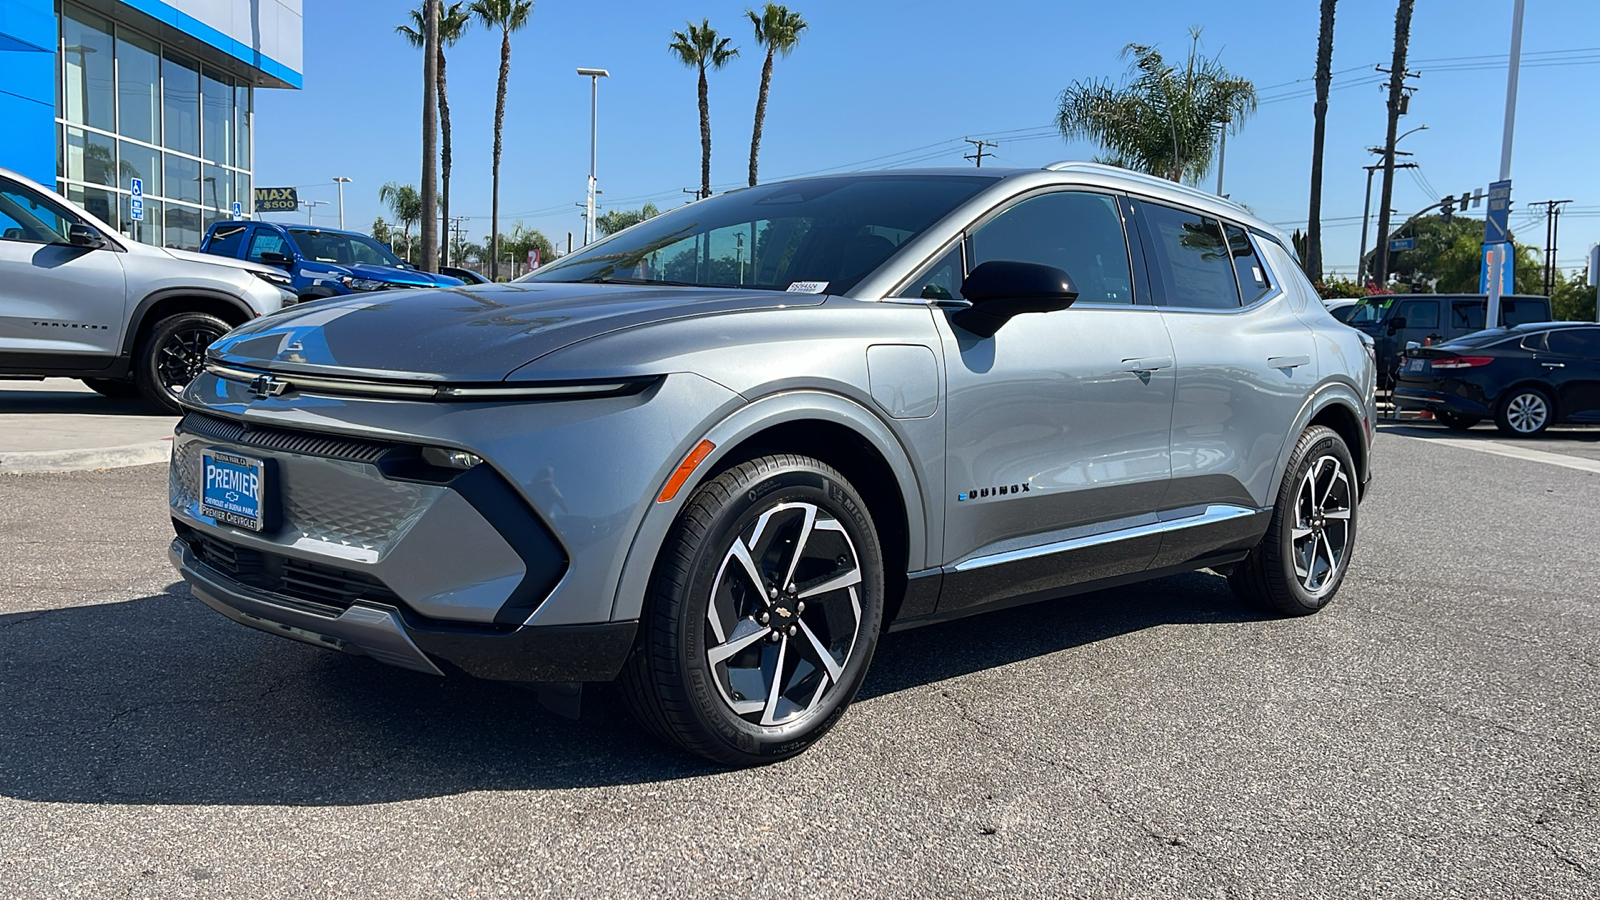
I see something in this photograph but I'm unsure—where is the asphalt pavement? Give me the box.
[0,430,1596,898]
[0,379,175,473]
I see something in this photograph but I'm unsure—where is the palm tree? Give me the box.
[398,2,471,265]
[670,20,739,199]
[469,0,534,280]
[745,4,807,187]
[1304,0,1337,281]
[379,182,423,262]
[1055,28,1256,184]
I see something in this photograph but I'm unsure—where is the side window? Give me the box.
[0,179,76,244]
[1546,328,1600,358]
[1501,298,1545,327]
[896,243,964,301]
[245,228,288,262]
[1395,299,1439,330]
[1519,331,1548,352]
[968,191,1134,305]
[1451,301,1486,331]
[1223,224,1272,305]
[206,224,248,258]
[1137,202,1241,309]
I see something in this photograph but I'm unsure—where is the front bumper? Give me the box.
[171,537,636,681]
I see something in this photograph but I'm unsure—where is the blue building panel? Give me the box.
[0,0,57,185]
[116,0,303,88]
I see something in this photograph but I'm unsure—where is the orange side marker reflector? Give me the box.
[658,440,716,503]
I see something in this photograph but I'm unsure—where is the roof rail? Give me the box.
[1042,161,1249,214]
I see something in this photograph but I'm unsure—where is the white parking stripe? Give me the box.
[1397,434,1600,475]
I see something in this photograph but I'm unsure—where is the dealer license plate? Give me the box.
[201,450,267,531]
[1406,358,1426,373]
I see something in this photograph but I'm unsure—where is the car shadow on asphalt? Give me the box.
[0,572,1262,805]
[0,389,167,417]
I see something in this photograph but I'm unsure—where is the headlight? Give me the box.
[252,269,292,288]
[343,277,392,292]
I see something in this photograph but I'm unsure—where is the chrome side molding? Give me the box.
[951,504,1261,573]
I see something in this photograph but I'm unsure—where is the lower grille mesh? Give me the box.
[178,524,401,614]
[181,412,393,463]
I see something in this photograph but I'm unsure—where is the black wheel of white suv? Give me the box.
[1230,425,1358,616]
[621,454,885,765]
[133,311,230,414]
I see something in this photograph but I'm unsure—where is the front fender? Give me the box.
[608,389,932,623]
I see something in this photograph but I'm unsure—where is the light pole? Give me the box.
[333,176,351,229]
[577,67,609,246]
[301,199,328,224]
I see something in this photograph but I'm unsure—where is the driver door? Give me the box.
[931,189,1176,614]
[0,176,129,361]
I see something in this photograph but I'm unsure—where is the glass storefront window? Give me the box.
[202,68,235,166]
[165,203,203,251]
[162,52,201,156]
[164,153,201,205]
[116,29,161,144]
[121,196,163,245]
[64,182,119,230]
[63,126,118,187]
[118,141,160,196]
[203,165,235,214]
[236,84,252,170]
[61,7,115,132]
[235,172,253,214]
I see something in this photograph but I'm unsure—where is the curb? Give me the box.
[0,440,172,475]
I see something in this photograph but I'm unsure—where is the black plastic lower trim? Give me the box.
[408,620,638,683]
[449,464,569,625]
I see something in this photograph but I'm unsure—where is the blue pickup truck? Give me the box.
[199,221,463,301]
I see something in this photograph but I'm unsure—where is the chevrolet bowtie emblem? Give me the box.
[774,607,793,619]
[249,374,288,399]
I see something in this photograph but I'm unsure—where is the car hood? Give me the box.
[344,262,463,288]
[207,282,822,381]
[161,246,281,278]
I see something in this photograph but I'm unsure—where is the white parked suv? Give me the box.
[0,167,294,413]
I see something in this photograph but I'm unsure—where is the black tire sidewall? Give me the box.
[1272,429,1359,613]
[134,312,230,414]
[671,459,884,761]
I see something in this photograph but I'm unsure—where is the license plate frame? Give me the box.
[201,449,270,532]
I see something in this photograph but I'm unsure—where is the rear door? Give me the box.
[0,176,129,361]
[1129,200,1316,567]
[936,188,1176,613]
[1542,327,1600,421]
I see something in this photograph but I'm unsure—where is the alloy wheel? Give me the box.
[704,501,864,726]
[156,327,222,395]
[1291,455,1353,598]
[1504,392,1549,434]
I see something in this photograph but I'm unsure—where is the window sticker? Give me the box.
[786,281,829,293]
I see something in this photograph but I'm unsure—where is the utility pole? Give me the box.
[445,214,467,268]
[1372,0,1417,289]
[963,138,997,168]
[1535,199,1573,296]
[419,0,440,273]
[1358,139,1418,284]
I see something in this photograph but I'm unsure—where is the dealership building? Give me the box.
[0,0,302,249]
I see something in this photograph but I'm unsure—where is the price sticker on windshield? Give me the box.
[786,281,829,294]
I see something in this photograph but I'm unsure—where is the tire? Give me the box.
[1436,411,1480,431]
[1230,425,1358,617]
[1495,387,1554,437]
[81,378,142,400]
[620,454,885,765]
[132,312,231,415]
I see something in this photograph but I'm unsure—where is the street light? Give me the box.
[577,67,609,246]
[301,199,328,224]
[333,176,352,229]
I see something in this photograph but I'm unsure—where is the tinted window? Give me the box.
[897,243,964,301]
[1450,301,1485,331]
[1501,298,1546,327]
[1139,203,1241,309]
[0,180,75,243]
[1519,331,1548,352]
[1395,299,1439,330]
[1224,224,1272,304]
[206,224,248,258]
[526,174,995,294]
[246,228,289,262]
[287,228,403,266]
[967,191,1133,305]
[1547,328,1600,358]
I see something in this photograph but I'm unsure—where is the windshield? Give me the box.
[522,174,997,293]
[287,228,404,267]
[1346,298,1391,326]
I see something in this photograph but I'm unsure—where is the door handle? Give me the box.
[1121,356,1172,373]
[1268,355,1311,369]
[1542,362,1565,368]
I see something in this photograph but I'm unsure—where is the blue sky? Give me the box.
[256,0,1600,277]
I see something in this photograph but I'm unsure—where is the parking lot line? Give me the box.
[1397,434,1600,475]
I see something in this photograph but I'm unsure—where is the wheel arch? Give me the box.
[608,391,931,625]
[1270,383,1369,504]
[1498,380,1561,420]
[121,288,256,357]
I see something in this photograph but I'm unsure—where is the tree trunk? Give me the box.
[439,45,452,267]
[1305,0,1337,281]
[490,28,510,280]
[698,62,711,199]
[420,0,439,272]
[1373,0,1414,288]
[749,49,774,187]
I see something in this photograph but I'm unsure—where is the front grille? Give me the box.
[178,523,401,615]
[181,412,393,463]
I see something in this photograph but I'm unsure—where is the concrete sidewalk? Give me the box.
[0,379,175,474]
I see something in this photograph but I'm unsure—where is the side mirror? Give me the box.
[68,223,106,250]
[1387,316,1408,333]
[259,251,293,269]
[950,260,1080,338]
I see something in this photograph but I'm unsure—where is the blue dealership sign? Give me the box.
[1479,242,1514,294]
[1484,180,1512,244]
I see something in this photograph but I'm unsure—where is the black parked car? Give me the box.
[1394,322,1600,435]
[1347,293,1551,388]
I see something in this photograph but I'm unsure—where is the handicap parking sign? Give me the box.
[130,177,142,199]
[231,201,241,219]
[130,197,144,222]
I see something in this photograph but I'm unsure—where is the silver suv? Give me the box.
[0,168,293,412]
[168,164,1375,764]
